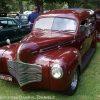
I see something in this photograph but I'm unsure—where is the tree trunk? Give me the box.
[34,0,40,12]
[19,1,23,14]
[76,0,87,7]
[68,0,87,8]
[34,0,43,13]
[39,0,43,13]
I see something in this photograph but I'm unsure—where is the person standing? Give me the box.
[28,6,40,31]
[15,13,20,19]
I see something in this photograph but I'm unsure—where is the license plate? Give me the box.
[0,74,12,81]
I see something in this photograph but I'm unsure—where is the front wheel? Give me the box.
[63,68,79,96]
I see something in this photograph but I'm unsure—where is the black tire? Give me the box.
[63,68,79,96]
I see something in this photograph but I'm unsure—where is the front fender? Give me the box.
[49,47,81,91]
[0,43,19,74]
[0,46,10,73]
[21,47,81,91]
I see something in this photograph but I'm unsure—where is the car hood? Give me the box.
[19,30,76,63]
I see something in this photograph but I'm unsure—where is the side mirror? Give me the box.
[80,25,86,32]
[6,39,11,45]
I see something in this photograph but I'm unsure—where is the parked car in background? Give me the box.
[0,17,30,46]
[19,14,28,24]
[7,12,19,17]
[9,14,28,24]
[23,11,32,15]
[0,12,7,17]
[9,14,16,18]
[0,8,97,96]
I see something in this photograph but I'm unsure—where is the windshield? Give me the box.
[34,17,77,32]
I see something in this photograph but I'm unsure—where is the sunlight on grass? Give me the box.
[0,43,100,100]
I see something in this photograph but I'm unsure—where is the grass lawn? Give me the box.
[0,43,100,100]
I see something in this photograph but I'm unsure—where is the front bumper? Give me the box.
[7,60,42,87]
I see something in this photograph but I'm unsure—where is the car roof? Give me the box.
[41,8,94,20]
[0,17,15,20]
[20,14,28,15]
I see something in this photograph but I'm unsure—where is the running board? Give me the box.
[82,48,95,70]
[0,74,12,82]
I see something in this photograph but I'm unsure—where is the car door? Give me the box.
[84,15,96,52]
[78,16,95,58]
[14,19,30,39]
[15,25,30,40]
[6,19,19,42]
[0,20,9,44]
[0,19,19,45]
[78,20,88,57]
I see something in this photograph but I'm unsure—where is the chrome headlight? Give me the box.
[51,64,63,79]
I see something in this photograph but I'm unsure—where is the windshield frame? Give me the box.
[33,17,77,33]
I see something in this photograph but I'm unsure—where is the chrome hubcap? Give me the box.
[71,71,78,90]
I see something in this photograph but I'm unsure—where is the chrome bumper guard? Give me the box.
[7,60,42,87]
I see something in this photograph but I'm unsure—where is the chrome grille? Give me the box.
[7,60,42,87]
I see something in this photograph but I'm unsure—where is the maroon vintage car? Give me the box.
[0,8,97,96]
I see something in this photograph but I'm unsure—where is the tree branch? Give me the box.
[76,0,88,7]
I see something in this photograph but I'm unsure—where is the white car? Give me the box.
[23,11,32,15]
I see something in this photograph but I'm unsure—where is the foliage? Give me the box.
[0,1,8,12]
[43,3,66,11]
[0,0,18,12]
[23,1,34,11]
[89,0,100,10]
[33,0,99,13]
[0,0,100,13]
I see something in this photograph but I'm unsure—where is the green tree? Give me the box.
[0,0,9,12]
[33,0,89,13]
[1,0,100,14]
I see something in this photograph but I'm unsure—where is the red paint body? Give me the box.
[0,8,97,92]
[95,9,100,42]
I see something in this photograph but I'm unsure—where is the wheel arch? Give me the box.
[49,47,82,91]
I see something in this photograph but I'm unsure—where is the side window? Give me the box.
[0,20,7,28]
[81,16,95,28]
[80,16,95,32]
[20,15,27,19]
[87,16,95,27]
[80,19,87,32]
[8,20,18,28]
[81,20,87,26]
